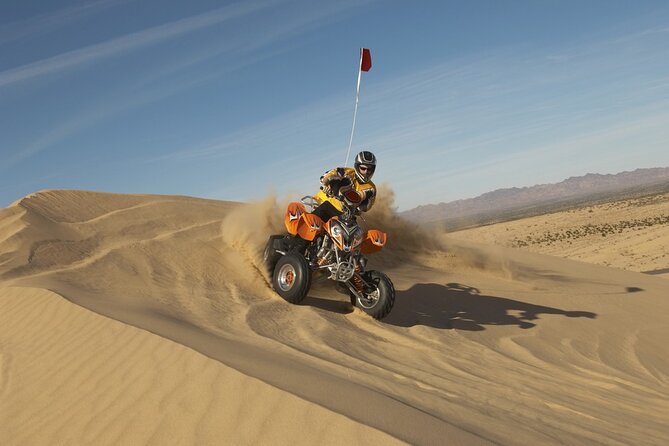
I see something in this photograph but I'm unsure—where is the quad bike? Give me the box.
[263,189,395,320]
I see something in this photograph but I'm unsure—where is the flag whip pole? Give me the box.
[345,49,367,166]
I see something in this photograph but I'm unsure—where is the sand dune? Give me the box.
[0,287,402,445]
[1,190,668,445]
[449,192,669,278]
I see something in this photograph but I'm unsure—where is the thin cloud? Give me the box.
[4,49,286,170]
[156,92,352,162]
[130,0,368,91]
[0,0,128,45]
[0,0,280,88]
[189,23,669,208]
[392,107,669,203]
[7,0,369,168]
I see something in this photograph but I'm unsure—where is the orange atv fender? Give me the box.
[296,213,324,241]
[284,202,306,235]
[361,229,387,254]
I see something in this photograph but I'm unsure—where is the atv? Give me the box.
[263,190,395,320]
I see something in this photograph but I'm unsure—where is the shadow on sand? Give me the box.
[302,295,354,314]
[384,282,597,331]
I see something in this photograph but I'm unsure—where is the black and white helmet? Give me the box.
[354,150,376,183]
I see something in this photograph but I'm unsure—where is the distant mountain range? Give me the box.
[401,167,669,229]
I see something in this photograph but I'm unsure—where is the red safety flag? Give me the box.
[361,48,372,72]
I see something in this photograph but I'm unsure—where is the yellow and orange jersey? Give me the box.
[314,167,376,212]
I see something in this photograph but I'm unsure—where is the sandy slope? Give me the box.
[449,192,669,278]
[0,287,402,446]
[1,189,668,445]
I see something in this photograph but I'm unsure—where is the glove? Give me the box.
[320,173,342,197]
[321,184,334,197]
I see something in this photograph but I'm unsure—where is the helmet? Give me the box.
[354,150,376,183]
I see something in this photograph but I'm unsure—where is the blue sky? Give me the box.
[1,0,668,210]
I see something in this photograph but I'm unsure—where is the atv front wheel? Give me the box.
[353,271,395,320]
[272,253,311,304]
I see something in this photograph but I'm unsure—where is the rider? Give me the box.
[312,150,377,222]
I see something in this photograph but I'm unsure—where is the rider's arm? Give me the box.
[320,168,344,185]
[358,186,376,212]
[320,168,352,196]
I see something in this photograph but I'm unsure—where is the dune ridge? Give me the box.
[1,189,668,445]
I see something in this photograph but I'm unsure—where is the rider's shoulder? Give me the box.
[323,167,352,176]
[362,179,376,190]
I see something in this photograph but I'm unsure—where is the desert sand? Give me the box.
[449,192,669,278]
[1,189,668,445]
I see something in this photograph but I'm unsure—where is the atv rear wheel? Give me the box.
[353,271,395,320]
[272,253,311,304]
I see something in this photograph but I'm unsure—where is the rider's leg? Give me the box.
[311,201,342,222]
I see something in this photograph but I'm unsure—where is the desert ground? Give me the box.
[449,192,669,278]
[1,189,668,445]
